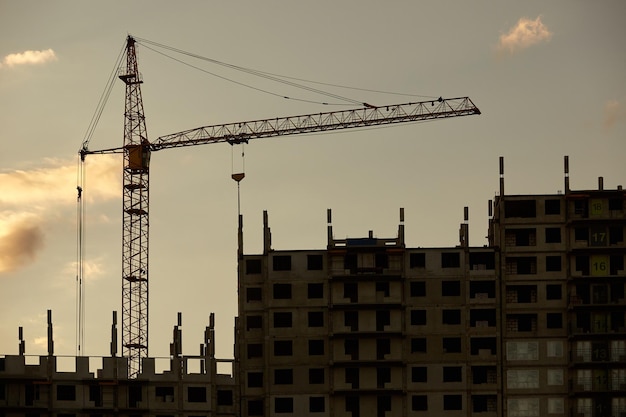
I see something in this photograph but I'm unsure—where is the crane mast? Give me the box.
[82,36,480,378]
[119,36,149,378]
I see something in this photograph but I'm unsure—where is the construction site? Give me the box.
[1,36,625,417]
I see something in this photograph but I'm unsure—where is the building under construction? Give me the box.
[1,157,625,417]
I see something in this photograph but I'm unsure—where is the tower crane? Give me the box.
[80,35,481,378]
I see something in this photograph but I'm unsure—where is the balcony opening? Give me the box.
[505,200,536,218]
[470,280,495,299]
[469,252,495,270]
[470,337,497,355]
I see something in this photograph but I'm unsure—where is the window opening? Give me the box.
[410,281,426,297]
[246,259,262,274]
[307,254,323,270]
[441,252,461,268]
[273,255,291,271]
[273,283,292,299]
[410,253,426,268]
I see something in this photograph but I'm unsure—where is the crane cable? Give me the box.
[75,37,127,357]
[134,37,437,107]
[76,155,86,356]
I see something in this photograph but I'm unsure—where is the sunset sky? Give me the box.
[1,1,624,366]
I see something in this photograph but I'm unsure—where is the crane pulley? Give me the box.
[79,35,480,378]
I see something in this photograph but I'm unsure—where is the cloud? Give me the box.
[0,212,45,273]
[0,155,120,208]
[496,16,552,55]
[603,99,626,132]
[0,156,120,274]
[0,49,57,69]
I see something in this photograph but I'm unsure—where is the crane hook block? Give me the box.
[232,173,245,183]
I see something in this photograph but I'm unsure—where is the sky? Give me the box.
[1,1,625,366]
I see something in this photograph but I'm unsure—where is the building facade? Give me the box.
[2,157,625,417]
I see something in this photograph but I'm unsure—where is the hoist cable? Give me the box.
[81,41,126,152]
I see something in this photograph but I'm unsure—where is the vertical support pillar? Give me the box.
[47,310,54,357]
[327,209,333,247]
[263,210,271,255]
[499,156,505,197]
[398,208,405,246]
[111,311,118,357]
[564,155,570,194]
[18,327,25,356]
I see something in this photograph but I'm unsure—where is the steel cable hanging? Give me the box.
[134,37,437,107]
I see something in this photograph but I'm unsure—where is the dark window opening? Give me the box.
[442,280,461,296]
[472,395,497,413]
[441,252,461,268]
[0,358,4,372]
[129,385,142,408]
[574,200,589,216]
[274,369,293,385]
[505,199,536,218]
[274,340,293,356]
[546,284,562,300]
[377,394,392,416]
[546,255,562,272]
[247,343,262,359]
[508,285,537,303]
[611,255,624,275]
[344,339,359,359]
[273,255,292,271]
[309,339,324,356]
[411,309,426,325]
[345,367,360,389]
[346,395,360,415]
[443,366,463,382]
[609,198,623,211]
[443,337,462,353]
[375,253,389,269]
[545,227,561,243]
[575,227,589,241]
[411,338,427,353]
[410,253,426,268]
[470,280,495,299]
[576,256,590,275]
[248,371,263,388]
[247,315,262,331]
[511,256,537,274]
[344,254,357,270]
[611,311,624,331]
[470,309,496,327]
[246,287,262,302]
[375,281,390,297]
[188,386,207,403]
[576,312,591,332]
[308,311,324,327]
[470,337,497,355]
[89,385,102,407]
[469,252,495,270]
[506,228,536,246]
[412,395,428,411]
[442,309,461,325]
[547,313,563,329]
[443,394,463,410]
[610,227,624,245]
[344,311,359,331]
[509,314,537,332]
[246,259,262,274]
[57,385,76,401]
[217,390,233,406]
[307,254,323,270]
[545,199,561,215]
[344,283,358,302]
[25,383,36,406]
[376,310,390,331]
[273,312,292,328]
[248,399,264,416]
[412,366,427,382]
[472,366,497,384]
[275,397,294,413]
[611,283,624,303]
[310,396,325,413]
[309,368,324,384]
[308,283,323,299]
[273,283,292,299]
[410,281,426,297]
[376,367,391,389]
[155,386,175,402]
[376,338,390,360]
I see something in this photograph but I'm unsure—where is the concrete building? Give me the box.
[2,156,625,417]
